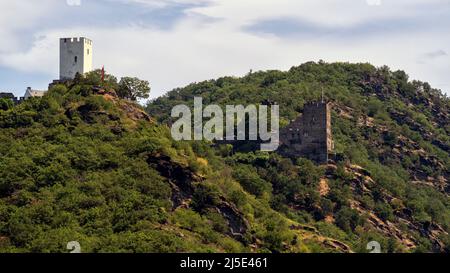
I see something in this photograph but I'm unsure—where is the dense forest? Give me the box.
[0,62,449,252]
[0,71,347,253]
[147,62,450,252]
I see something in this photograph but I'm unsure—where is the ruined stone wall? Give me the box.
[279,102,333,164]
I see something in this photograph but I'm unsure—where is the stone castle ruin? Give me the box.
[279,101,334,164]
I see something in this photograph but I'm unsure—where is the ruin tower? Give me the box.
[60,37,93,80]
[279,102,334,164]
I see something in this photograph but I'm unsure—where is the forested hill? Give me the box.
[0,62,448,253]
[147,62,450,252]
[0,71,354,253]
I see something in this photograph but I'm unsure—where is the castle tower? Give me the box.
[60,37,93,80]
[279,101,333,164]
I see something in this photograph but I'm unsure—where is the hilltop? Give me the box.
[147,62,450,252]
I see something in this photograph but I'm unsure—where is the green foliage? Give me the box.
[118,77,151,101]
[191,184,221,213]
[147,61,450,252]
[335,207,364,233]
[1,62,449,253]
[0,98,14,111]
[0,82,250,253]
[232,165,272,198]
[374,203,394,222]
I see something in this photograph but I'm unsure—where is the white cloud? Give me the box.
[191,0,450,28]
[0,35,57,75]
[0,0,449,97]
[0,0,58,53]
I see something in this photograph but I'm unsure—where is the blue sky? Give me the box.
[1,0,449,98]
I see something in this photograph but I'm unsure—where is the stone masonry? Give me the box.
[279,101,334,164]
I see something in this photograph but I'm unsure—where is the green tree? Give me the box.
[0,98,13,111]
[118,77,151,101]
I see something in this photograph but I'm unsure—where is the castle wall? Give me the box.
[60,37,93,80]
[280,102,333,164]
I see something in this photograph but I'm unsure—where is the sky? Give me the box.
[0,0,449,99]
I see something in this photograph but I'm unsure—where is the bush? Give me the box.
[191,184,221,212]
[374,203,394,222]
[232,165,272,198]
[0,98,13,111]
[335,207,364,233]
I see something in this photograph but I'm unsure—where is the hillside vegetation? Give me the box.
[147,62,450,252]
[0,71,350,253]
[0,62,448,253]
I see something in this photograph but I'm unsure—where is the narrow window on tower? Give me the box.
[87,49,89,55]
[74,56,78,63]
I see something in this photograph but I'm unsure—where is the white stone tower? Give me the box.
[59,37,93,80]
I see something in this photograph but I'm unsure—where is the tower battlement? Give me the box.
[60,37,92,44]
[60,37,93,80]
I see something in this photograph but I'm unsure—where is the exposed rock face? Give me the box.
[147,154,249,241]
[95,87,153,123]
[147,154,198,209]
[118,101,152,123]
[327,163,449,252]
[318,178,330,196]
[216,197,249,238]
[350,200,417,250]
[334,101,449,194]
[289,223,353,253]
